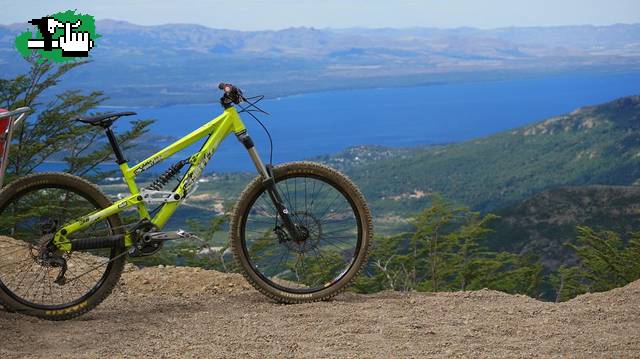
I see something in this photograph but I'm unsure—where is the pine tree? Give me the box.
[447,211,499,291]
[0,54,153,183]
[359,195,544,297]
[353,232,413,292]
[474,252,543,297]
[549,265,587,302]
[410,194,465,291]
[561,226,640,295]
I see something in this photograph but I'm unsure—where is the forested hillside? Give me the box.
[485,185,640,270]
[334,96,640,215]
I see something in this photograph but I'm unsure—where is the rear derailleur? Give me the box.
[34,221,68,285]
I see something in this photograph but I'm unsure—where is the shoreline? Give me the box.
[98,67,640,109]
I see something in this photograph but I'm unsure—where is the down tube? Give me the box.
[151,119,234,229]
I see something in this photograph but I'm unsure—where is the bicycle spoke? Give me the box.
[0,246,31,259]
[242,173,361,293]
[0,184,122,309]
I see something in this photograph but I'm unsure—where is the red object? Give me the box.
[0,108,9,155]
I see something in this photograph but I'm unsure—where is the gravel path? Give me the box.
[1,265,639,358]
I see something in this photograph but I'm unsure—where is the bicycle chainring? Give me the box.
[128,220,164,257]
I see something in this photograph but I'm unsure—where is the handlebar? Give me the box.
[1,107,31,188]
[218,83,244,108]
[0,107,31,119]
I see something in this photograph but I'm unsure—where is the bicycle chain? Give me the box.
[58,223,217,285]
[56,221,140,284]
[63,249,131,284]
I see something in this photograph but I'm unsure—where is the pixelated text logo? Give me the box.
[15,10,99,63]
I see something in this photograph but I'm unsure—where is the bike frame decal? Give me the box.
[53,107,248,251]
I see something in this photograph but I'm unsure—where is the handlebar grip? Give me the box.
[218,83,232,92]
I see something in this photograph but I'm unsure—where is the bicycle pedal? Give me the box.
[176,229,201,240]
[143,230,198,241]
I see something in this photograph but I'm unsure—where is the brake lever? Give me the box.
[218,83,243,105]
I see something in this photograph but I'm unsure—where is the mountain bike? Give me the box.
[0,84,372,320]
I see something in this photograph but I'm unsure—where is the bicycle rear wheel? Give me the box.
[0,172,126,320]
[230,161,373,303]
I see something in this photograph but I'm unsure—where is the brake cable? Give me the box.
[238,95,274,166]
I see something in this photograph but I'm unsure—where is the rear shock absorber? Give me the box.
[146,159,188,191]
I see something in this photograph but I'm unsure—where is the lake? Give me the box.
[114,71,640,172]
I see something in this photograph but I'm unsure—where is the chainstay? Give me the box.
[63,221,139,241]
[63,248,130,284]
[52,222,139,284]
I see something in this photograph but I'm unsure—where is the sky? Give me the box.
[1,0,639,30]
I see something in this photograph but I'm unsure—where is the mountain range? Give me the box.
[1,21,639,105]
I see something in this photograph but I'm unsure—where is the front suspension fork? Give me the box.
[263,166,301,240]
[237,131,301,241]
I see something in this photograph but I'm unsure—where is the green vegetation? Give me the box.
[550,226,640,302]
[155,97,640,277]
[107,96,640,301]
[342,96,640,216]
[0,54,153,183]
[354,195,640,302]
[109,95,640,301]
[353,195,543,297]
[484,185,640,271]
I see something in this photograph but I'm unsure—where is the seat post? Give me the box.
[104,127,127,164]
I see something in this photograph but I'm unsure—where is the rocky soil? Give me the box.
[1,265,639,358]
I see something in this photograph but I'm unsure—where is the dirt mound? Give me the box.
[1,266,638,358]
[119,265,252,297]
[567,277,640,306]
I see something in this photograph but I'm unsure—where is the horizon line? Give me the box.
[2,18,639,32]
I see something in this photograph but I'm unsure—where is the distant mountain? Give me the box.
[485,185,640,270]
[1,21,639,106]
[342,24,640,51]
[325,96,640,216]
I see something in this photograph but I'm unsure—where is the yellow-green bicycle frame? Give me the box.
[53,107,255,252]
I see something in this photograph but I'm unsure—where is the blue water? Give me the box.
[110,71,639,172]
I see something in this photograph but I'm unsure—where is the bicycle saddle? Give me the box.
[76,112,137,128]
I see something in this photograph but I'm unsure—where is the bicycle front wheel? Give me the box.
[230,161,373,303]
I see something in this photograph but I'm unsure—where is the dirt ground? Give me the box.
[1,265,639,358]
